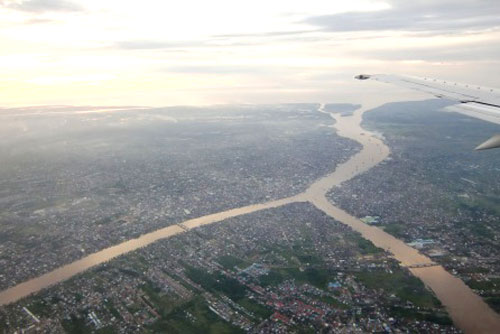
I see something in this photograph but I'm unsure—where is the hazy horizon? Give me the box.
[1,0,499,107]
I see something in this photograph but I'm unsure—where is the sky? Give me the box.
[0,0,499,106]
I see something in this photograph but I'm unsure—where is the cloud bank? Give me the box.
[305,1,500,34]
[2,0,83,13]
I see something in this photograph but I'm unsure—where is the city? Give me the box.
[2,100,499,332]
[0,104,357,291]
[0,203,459,333]
[1,1,500,333]
[329,99,500,313]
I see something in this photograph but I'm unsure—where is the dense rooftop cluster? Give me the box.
[0,104,358,291]
[328,99,500,312]
[0,203,458,333]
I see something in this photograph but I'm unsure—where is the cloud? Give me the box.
[361,39,500,62]
[166,65,252,74]
[114,40,200,50]
[2,0,83,13]
[304,0,500,34]
[23,17,57,24]
[163,65,284,75]
[213,29,319,39]
[114,38,260,50]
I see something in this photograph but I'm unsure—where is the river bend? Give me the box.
[1,102,499,333]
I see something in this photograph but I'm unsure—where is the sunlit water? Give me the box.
[1,96,499,333]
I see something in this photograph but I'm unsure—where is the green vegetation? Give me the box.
[295,267,331,288]
[354,269,440,309]
[304,292,348,309]
[74,293,84,303]
[238,297,273,319]
[389,306,453,325]
[467,278,500,291]
[266,244,302,264]
[140,281,181,317]
[168,271,196,291]
[104,300,123,320]
[381,223,407,239]
[259,270,286,286]
[466,279,500,312]
[290,244,325,264]
[61,314,92,334]
[457,194,500,217]
[484,297,500,313]
[355,237,383,255]
[27,300,51,317]
[260,267,333,289]
[96,327,116,334]
[150,296,244,334]
[217,255,249,270]
[456,266,489,274]
[289,326,317,334]
[0,318,6,333]
[454,218,495,240]
[296,253,323,265]
[184,266,248,300]
[118,267,141,277]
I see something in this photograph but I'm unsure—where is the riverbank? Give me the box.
[309,103,500,333]
[1,101,499,332]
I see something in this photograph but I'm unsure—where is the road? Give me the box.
[1,102,499,333]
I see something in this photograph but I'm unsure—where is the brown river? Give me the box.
[1,98,499,333]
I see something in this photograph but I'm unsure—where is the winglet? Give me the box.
[355,74,371,80]
[475,134,500,150]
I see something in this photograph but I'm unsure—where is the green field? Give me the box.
[354,270,440,309]
[150,296,244,334]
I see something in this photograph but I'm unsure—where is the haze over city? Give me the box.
[1,1,500,333]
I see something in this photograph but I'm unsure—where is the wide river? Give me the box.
[1,101,499,333]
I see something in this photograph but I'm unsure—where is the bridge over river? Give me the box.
[1,98,499,333]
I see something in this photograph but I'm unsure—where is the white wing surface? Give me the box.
[355,74,500,150]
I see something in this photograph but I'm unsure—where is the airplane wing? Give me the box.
[355,74,500,150]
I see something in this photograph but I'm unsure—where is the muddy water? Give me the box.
[0,196,299,306]
[306,103,500,333]
[306,103,433,266]
[1,101,499,333]
[411,266,500,333]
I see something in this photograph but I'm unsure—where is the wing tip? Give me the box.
[355,74,371,80]
[475,134,500,150]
